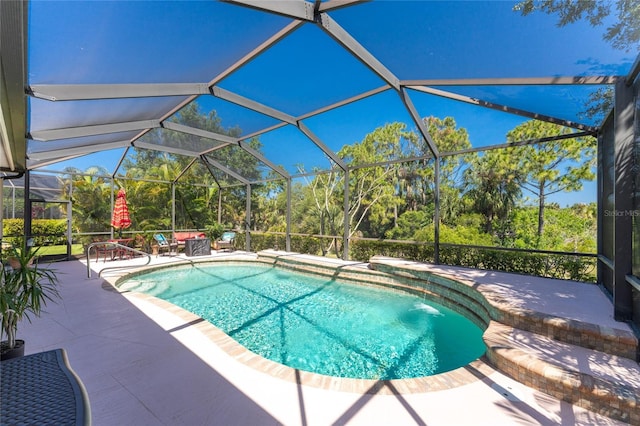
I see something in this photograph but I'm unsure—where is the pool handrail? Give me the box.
[86,241,152,278]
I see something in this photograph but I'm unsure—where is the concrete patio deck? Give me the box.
[13,252,638,425]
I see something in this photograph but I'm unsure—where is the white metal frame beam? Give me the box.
[231,86,392,174]
[238,140,290,179]
[173,157,201,184]
[27,74,617,142]
[318,13,400,91]
[222,0,315,21]
[208,20,305,87]
[29,120,161,141]
[162,122,289,178]
[297,121,347,170]
[211,86,297,124]
[27,155,88,170]
[0,0,27,172]
[401,76,620,86]
[27,140,130,161]
[134,141,202,158]
[318,0,368,13]
[202,156,251,185]
[161,122,237,144]
[208,85,390,143]
[28,83,211,101]
[409,85,598,132]
[27,76,617,103]
[297,85,390,120]
[398,88,440,157]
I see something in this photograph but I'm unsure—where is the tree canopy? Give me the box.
[514,0,640,52]
[506,120,596,237]
[59,109,596,260]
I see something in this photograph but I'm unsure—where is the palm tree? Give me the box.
[464,149,522,236]
[62,166,111,234]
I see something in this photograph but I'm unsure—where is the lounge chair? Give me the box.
[214,232,235,252]
[153,234,178,256]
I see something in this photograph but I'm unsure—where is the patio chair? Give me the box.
[214,231,235,252]
[153,234,178,256]
[110,238,134,260]
[94,240,117,262]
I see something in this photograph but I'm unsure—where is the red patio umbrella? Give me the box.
[111,187,131,238]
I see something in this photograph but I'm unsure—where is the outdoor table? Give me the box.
[94,241,118,262]
[0,348,91,426]
[110,238,134,259]
[184,237,210,257]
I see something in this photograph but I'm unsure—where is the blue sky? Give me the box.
[30,1,633,207]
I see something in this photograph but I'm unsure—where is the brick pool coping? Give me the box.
[112,251,640,424]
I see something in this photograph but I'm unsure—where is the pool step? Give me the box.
[484,321,640,425]
[367,255,638,361]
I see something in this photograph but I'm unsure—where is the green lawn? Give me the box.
[36,244,85,256]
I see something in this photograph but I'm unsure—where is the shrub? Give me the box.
[243,233,596,283]
[2,219,67,246]
[351,240,596,282]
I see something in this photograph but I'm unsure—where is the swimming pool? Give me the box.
[120,263,486,380]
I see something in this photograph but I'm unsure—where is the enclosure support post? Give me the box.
[245,184,251,252]
[217,186,222,224]
[24,170,32,247]
[286,178,291,252]
[343,168,349,260]
[109,179,114,239]
[0,178,3,243]
[434,158,440,264]
[171,183,176,235]
[612,78,634,321]
[66,201,72,260]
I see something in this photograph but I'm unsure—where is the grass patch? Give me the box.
[36,244,84,256]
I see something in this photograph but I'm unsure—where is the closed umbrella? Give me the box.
[111,188,131,238]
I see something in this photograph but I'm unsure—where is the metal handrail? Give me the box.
[86,242,151,278]
[98,251,196,278]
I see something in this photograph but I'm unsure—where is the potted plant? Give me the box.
[205,223,224,248]
[134,233,155,254]
[1,245,60,360]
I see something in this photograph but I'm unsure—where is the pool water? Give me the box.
[120,263,486,380]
